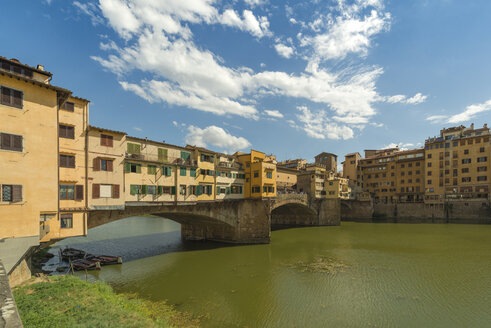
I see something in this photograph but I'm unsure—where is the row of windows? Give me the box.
[251,186,275,193]
[59,184,84,200]
[427,176,488,185]
[216,185,243,195]
[129,184,219,196]
[426,136,490,150]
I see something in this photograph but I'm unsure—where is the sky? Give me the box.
[2,0,491,165]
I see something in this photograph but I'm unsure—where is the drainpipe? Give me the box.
[84,102,88,236]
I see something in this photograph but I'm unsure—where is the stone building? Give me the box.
[314,152,338,173]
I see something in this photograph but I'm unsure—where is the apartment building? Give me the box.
[358,148,425,203]
[277,158,307,170]
[187,146,215,201]
[215,153,245,200]
[87,126,126,211]
[342,152,361,187]
[297,166,326,197]
[424,124,490,203]
[276,167,298,193]
[124,137,198,204]
[325,175,351,199]
[236,150,277,198]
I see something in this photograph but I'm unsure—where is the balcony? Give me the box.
[125,152,197,166]
[218,162,241,169]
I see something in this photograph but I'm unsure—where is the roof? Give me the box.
[126,135,190,151]
[0,56,53,77]
[0,69,71,97]
[344,152,360,157]
[277,167,299,174]
[315,152,337,158]
[185,145,216,154]
[70,95,90,103]
[88,125,127,135]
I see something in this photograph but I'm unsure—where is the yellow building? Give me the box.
[236,150,277,198]
[314,152,338,173]
[87,126,126,210]
[342,152,361,187]
[424,124,490,203]
[277,158,307,170]
[276,167,298,193]
[186,146,216,201]
[358,148,425,203]
[297,166,326,197]
[325,176,351,199]
[215,153,245,200]
[124,137,198,204]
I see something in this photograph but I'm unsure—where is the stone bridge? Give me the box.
[88,194,340,244]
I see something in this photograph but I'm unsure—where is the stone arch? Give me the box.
[271,202,319,227]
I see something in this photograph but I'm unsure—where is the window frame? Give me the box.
[0,85,23,109]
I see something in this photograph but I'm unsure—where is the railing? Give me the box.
[217,162,241,169]
[125,152,197,166]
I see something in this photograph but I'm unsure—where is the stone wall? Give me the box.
[0,261,23,328]
[340,200,373,221]
[343,200,491,224]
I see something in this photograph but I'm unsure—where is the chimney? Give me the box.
[470,123,474,130]
[484,124,487,129]
[37,64,44,71]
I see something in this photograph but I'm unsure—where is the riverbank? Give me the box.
[13,275,200,328]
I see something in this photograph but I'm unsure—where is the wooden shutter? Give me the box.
[12,90,22,109]
[68,126,74,139]
[59,125,65,138]
[92,184,100,199]
[216,186,221,195]
[12,135,22,152]
[171,186,176,195]
[69,155,75,168]
[125,162,131,173]
[63,102,74,111]
[1,133,11,150]
[93,158,100,171]
[112,184,120,198]
[1,87,11,105]
[12,185,22,202]
[107,160,113,172]
[75,185,84,200]
[158,186,163,195]
[136,164,141,174]
[100,135,106,146]
[106,135,113,147]
[158,148,168,162]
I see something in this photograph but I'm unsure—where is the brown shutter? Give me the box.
[12,185,22,202]
[69,155,75,168]
[59,125,65,138]
[12,135,22,152]
[107,160,113,172]
[68,126,74,139]
[112,184,120,199]
[92,184,100,199]
[1,133,11,150]
[60,155,66,167]
[1,87,11,105]
[12,90,22,108]
[75,185,84,200]
[107,136,113,147]
[93,157,100,171]
[100,135,106,146]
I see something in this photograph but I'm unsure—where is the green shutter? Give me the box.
[207,186,212,195]
[190,168,196,177]
[226,187,230,194]
[141,185,148,194]
[181,151,190,160]
[148,165,156,174]
[127,143,141,154]
[125,162,131,173]
[130,184,138,195]
[158,148,168,162]
[158,186,163,195]
[171,186,176,195]
[136,164,141,174]
[217,186,221,195]
[180,167,186,176]
[239,186,243,194]
[197,185,202,196]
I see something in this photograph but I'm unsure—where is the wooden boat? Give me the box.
[60,247,86,261]
[70,258,101,271]
[87,255,123,266]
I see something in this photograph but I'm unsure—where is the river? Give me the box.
[48,217,491,327]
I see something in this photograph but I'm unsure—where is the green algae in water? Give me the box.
[289,256,351,274]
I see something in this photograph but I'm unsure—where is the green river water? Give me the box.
[52,217,491,327]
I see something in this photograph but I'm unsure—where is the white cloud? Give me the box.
[172,121,178,126]
[244,0,267,7]
[264,109,284,118]
[185,125,251,152]
[133,126,142,131]
[99,0,141,38]
[383,142,415,151]
[385,92,428,104]
[73,1,104,26]
[296,106,354,140]
[426,99,491,124]
[274,43,294,58]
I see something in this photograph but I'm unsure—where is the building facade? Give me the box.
[237,150,277,198]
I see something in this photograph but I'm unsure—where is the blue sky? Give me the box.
[2,0,491,163]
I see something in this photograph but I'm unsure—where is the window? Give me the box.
[162,166,172,176]
[148,165,157,174]
[60,154,75,168]
[462,177,471,183]
[464,149,469,155]
[125,162,141,173]
[477,166,487,172]
[60,214,73,229]
[180,151,191,160]
[189,185,197,195]
[158,148,168,162]
[127,143,141,154]
[266,171,272,179]
[60,184,75,200]
[1,184,22,202]
[61,102,74,111]
[1,86,23,109]
[477,157,487,163]
[130,184,141,195]
[477,176,487,182]
[479,147,485,153]
[94,158,113,172]
[59,124,75,139]
[427,180,432,185]
[427,154,432,159]
[254,171,259,178]
[461,168,469,173]
[180,185,186,195]
[180,167,187,176]
[147,185,156,195]
[462,158,471,164]
[252,186,261,193]
[190,168,196,177]
[200,154,214,163]
[231,185,243,194]
[100,184,112,198]
[0,132,23,152]
[100,134,113,147]
[427,171,432,176]
[427,162,432,167]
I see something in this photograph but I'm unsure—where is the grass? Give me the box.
[13,275,200,328]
